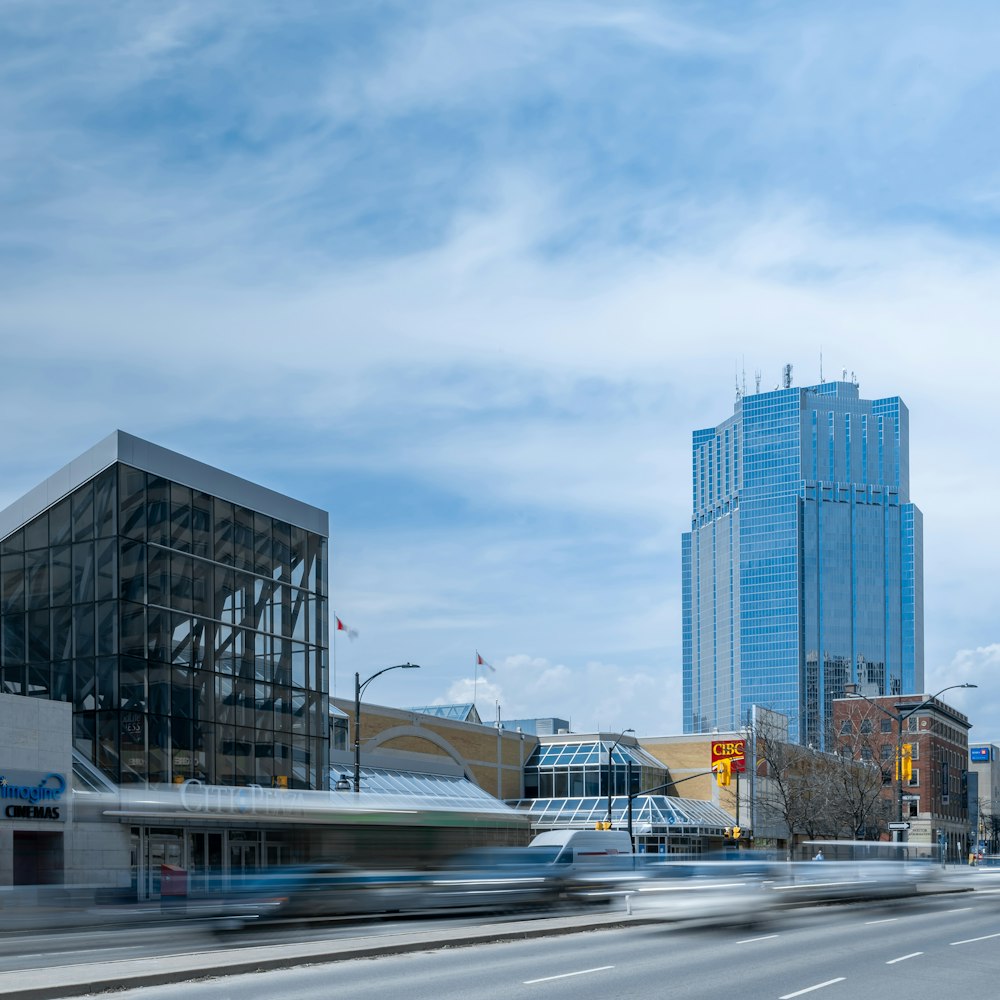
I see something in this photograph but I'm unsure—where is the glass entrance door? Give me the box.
[187,831,224,895]
[227,832,259,878]
[145,828,184,900]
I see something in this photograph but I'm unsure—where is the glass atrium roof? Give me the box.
[405,704,482,723]
[330,765,517,815]
[525,741,665,769]
[507,795,734,832]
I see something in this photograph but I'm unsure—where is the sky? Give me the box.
[2,1,999,738]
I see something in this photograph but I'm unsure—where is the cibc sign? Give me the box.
[711,739,746,774]
[0,770,67,821]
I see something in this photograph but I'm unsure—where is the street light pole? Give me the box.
[845,683,976,844]
[353,663,420,793]
[606,728,634,826]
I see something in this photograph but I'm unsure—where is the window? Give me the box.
[840,720,853,735]
[860,719,873,735]
[880,744,893,760]
[908,768,919,786]
[881,718,892,733]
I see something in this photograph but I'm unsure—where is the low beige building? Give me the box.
[330,698,538,803]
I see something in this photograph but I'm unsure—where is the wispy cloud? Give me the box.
[3,3,1000,735]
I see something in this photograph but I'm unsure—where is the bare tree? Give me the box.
[750,710,888,852]
[826,713,891,840]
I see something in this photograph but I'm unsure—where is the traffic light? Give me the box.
[732,825,741,840]
[901,744,913,783]
[595,821,612,831]
[714,758,732,787]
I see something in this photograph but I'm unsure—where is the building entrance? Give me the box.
[228,832,259,878]
[134,826,269,899]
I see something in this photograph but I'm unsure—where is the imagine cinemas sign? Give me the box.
[0,770,67,821]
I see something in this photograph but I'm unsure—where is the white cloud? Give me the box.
[4,2,1000,741]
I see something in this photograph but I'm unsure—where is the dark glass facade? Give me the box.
[682,381,924,746]
[1,463,329,789]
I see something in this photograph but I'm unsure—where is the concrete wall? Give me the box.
[0,693,131,887]
[0,694,72,885]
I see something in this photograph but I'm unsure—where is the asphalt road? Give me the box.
[70,887,1000,1000]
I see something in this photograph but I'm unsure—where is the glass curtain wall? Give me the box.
[0,464,329,789]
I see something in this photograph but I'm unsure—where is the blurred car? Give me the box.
[616,859,781,927]
[411,846,569,912]
[216,862,419,927]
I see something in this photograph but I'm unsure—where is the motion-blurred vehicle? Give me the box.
[411,846,570,912]
[613,858,781,927]
[216,862,420,927]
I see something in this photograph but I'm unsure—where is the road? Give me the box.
[47,886,1000,1000]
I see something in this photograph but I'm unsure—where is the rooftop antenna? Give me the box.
[819,349,824,383]
[742,358,747,398]
[735,362,741,400]
[754,369,761,393]
[783,363,793,389]
[842,368,848,381]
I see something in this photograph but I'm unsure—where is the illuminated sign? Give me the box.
[711,739,746,774]
[0,771,67,821]
[971,747,991,762]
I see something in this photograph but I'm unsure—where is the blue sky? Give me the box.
[2,1,999,735]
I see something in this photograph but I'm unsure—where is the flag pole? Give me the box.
[332,610,337,699]
[473,652,479,716]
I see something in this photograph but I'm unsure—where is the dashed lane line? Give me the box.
[779,978,846,999]
[886,953,923,964]
[524,966,614,985]
[736,934,779,944]
[950,931,1000,946]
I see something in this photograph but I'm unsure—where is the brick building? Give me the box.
[832,694,970,861]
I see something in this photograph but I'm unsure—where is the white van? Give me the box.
[528,829,634,864]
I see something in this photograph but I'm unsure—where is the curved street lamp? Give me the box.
[353,663,421,793]
[845,683,977,842]
[606,728,635,825]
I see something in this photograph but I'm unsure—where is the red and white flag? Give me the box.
[336,617,359,640]
[476,651,495,673]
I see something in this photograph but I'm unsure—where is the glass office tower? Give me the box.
[681,381,923,745]
[0,432,330,789]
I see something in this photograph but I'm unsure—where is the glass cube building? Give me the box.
[0,431,330,789]
[682,381,924,746]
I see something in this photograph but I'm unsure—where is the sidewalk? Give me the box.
[0,908,650,1000]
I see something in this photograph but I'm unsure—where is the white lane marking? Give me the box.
[737,933,779,944]
[865,917,897,925]
[943,907,972,914]
[887,952,923,964]
[524,966,614,985]
[950,931,1000,946]
[779,978,846,999]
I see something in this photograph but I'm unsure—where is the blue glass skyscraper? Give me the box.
[681,380,923,745]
